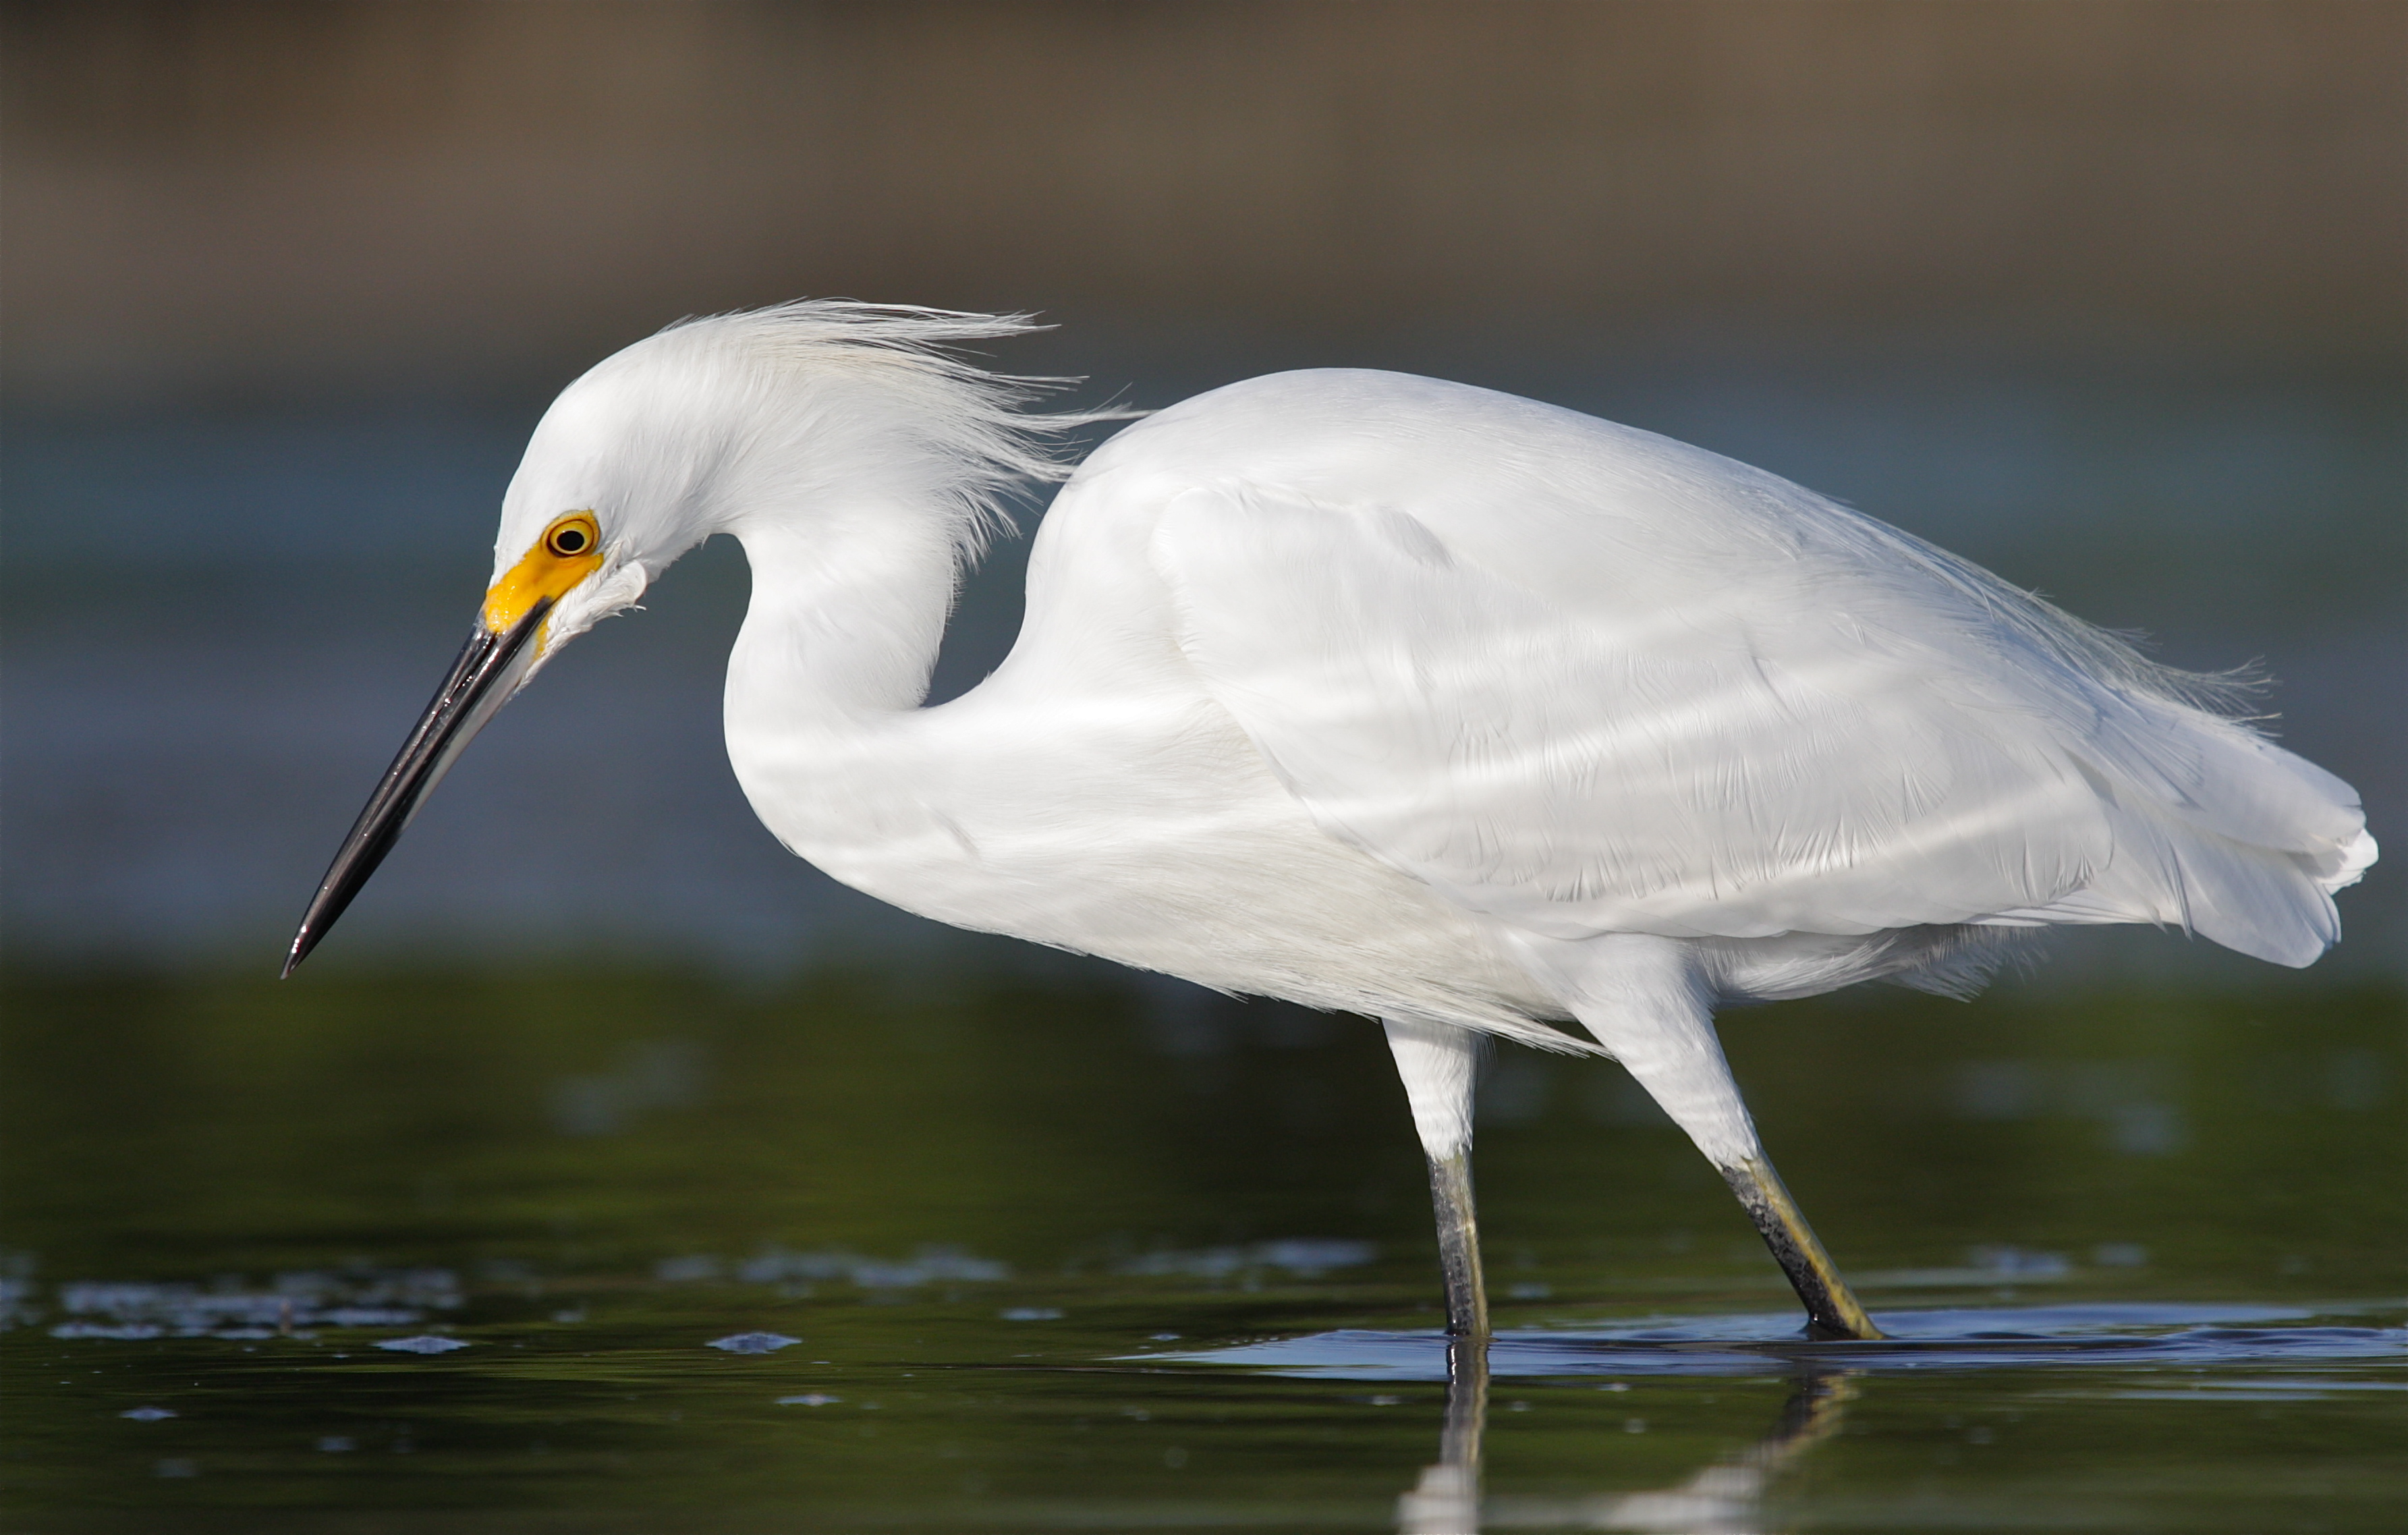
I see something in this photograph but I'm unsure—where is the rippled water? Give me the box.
[3,970,2401,1530]
[1181,1303,2408,1377]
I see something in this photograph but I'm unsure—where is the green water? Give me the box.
[3,967,2401,1531]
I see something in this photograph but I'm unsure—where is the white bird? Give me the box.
[287,303,2375,1341]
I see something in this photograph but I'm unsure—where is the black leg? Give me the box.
[1723,1155,1883,1341]
[1427,1148,1490,1339]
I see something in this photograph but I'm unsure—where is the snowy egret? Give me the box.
[287,304,2374,1341]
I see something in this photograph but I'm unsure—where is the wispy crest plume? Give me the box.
[665,300,1136,561]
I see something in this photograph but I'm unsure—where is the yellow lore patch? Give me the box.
[482,513,605,638]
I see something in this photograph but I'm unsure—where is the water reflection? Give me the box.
[1400,1339,1853,1535]
[1396,1337,1492,1534]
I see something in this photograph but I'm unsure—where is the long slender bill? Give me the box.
[281,599,551,976]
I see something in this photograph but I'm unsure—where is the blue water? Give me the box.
[1173,1303,2407,1377]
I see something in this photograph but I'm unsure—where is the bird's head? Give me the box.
[282,302,1094,976]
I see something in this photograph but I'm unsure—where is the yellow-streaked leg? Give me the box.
[1723,1156,1884,1341]
[1427,1148,1490,1340]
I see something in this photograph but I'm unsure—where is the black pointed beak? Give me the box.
[282,599,552,976]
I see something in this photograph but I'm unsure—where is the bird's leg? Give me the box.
[1540,934,1884,1342]
[1723,1154,1883,1341]
[1426,1146,1489,1341]
[1382,1017,1490,1339]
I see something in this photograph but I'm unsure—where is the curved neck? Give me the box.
[725,503,963,727]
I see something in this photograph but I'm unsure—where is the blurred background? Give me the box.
[4,0,2399,975]
[3,6,2403,1523]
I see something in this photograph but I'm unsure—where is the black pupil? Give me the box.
[553,528,587,553]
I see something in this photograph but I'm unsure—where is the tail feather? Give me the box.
[2008,706,2372,966]
[2154,820,2343,968]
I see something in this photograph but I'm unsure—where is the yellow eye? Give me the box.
[484,513,607,635]
[544,513,599,559]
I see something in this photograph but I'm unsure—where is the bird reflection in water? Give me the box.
[1399,1343,1854,1535]
[1395,1337,1492,1534]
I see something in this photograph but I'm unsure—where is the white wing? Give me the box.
[1139,372,2370,966]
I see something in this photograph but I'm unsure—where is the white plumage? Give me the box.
[291,302,2374,1339]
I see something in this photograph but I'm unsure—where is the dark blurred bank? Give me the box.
[2,1,2400,974]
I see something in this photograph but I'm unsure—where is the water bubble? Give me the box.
[119,1406,175,1421]
[731,1243,1012,1289]
[708,1331,800,1353]
[1968,1246,2071,1279]
[45,1270,458,1339]
[2110,1102,2185,1156]
[51,1322,163,1341]
[376,1335,469,1354]
[1117,1238,1374,1280]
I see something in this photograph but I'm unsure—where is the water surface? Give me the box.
[3,969,2400,1530]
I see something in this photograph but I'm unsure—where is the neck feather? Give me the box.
[724,502,963,724]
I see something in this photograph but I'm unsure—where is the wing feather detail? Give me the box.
[1149,470,2367,966]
